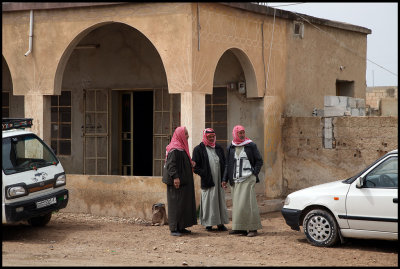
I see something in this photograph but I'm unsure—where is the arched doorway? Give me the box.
[59,22,180,176]
[212,48,265,193]
[2,56,24,118]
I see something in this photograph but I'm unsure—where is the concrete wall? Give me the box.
[282,116,398,195]
[63,116,397,220]
[63,174,201,220]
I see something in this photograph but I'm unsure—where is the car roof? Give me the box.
[388,149,398,154]
[2,129,33,138]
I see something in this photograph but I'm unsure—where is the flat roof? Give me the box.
[2,2,371,35]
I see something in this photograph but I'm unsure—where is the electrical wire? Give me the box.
[255,2,397,78]
[262,2,398,77]
[292,11,398,77]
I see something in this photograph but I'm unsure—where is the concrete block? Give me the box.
[324,137,333,149]
[316,109,324,117]
[324,129,333,139]
[380,98,398,116]
[351,108,360,116]
[338,96,348,107]
[323,106,348,117]
[356,98,365,108]
[324,117,332,128]
[347,97,357,108]
[324,96,339,107]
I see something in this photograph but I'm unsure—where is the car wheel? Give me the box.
[303,209,339,247]
[28,212,52,227]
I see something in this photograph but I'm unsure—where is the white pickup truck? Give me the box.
[2,118,69,226]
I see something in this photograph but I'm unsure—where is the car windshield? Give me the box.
[2,134,58,175]
[342,153,396,184]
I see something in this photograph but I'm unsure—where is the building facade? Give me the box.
[2,2,371,200]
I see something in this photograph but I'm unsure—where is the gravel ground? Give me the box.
[2,211,398,267]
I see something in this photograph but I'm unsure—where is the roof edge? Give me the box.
[2,2,128,12]
[219,2,371,35]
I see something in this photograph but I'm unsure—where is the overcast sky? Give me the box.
[264,2,398,87]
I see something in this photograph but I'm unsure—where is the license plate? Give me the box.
[36,197,56,209]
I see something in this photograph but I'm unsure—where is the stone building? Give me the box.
[2,3,372,214]
[366,86,398,116]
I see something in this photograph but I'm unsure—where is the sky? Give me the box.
[263,2,398,87]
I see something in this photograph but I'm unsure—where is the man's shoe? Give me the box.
[229,230,247,235]
[206,226,213,231]
[247,230,258,237]
[179,228,191,234]
[217,225,228,231]
[170,231,182,236]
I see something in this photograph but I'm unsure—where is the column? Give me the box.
[24,94,51,144]
[180,92,205,154]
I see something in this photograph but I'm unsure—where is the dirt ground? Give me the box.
[2,211,398,267]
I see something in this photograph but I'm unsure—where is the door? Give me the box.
[83,89,109,175]
[346,155,398,233]
[153,88,175,176]
[120,91,153,176]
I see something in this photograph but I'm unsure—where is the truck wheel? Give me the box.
[28,212,52,227]
[303,209,339,247]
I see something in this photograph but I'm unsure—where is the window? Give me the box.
[293,21,304,38]
[336,80,354,97]
[2,90,10,117]
[51,91,72,155]
[364,157,398,188]
[206,87,227,150]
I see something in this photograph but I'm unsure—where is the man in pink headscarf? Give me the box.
[222,125,263,237]
[162,126,197,236]
[192,128,229,232]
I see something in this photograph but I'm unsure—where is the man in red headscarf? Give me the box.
[162,126,197,236]
[192,128,229,232]
[222,125,263,237]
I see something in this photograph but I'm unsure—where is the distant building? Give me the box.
[366,86,398,116]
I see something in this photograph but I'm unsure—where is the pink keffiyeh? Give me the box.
[232,125,252,146]
[165,126,192,161]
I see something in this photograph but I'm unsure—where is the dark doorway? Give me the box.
[133,91,153,176]
[120,91,153,176]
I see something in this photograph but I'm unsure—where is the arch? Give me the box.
[212,47,259,98]
[54,21,168,95]
[2,55,13,92]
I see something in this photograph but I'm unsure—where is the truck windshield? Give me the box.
[2,134,58,175]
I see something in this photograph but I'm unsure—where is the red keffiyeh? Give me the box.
[165,126,192,161]
[232,125,252,146]
[202,128,216,148]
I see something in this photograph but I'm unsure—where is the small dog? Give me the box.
[151,203,168,226]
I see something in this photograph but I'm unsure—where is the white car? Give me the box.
[281,149,398,247]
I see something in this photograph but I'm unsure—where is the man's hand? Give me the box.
[174,178,180,189]
[221,181,227,189]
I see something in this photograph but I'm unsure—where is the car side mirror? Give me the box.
[355,177,363,188]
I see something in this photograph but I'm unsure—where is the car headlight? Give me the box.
[7,186,27,199]
[55,174,66,187]
[284,196,290,206]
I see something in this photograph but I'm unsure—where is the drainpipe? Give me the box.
[24,10,33,57]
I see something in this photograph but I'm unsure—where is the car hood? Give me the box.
[285,180,351,210]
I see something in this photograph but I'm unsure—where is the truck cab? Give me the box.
[2,118,69,226]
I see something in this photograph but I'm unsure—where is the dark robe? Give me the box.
[163,149,197,231]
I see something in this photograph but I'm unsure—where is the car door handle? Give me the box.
[394,198,398,203]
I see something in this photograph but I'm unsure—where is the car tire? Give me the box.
[28,212,52,227]
[303,209,339,247]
